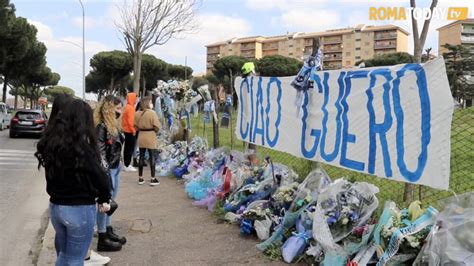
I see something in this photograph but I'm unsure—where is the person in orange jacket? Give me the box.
[122,92,138,172]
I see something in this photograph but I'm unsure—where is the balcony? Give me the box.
[374,32,397,40]
[207,47,220,54]
[374,40,397,49]
[263,50,278,57]
[461,36,474,43]
[324,63,342,70]
[323,44,343,52]
[262,44,278,51]
[323,37,342,44]
[323,54,342,61]
[462,28,474,34]
[240,43,256,51]
[241,51,256,58]
[207,54,219,61]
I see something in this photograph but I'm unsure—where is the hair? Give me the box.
[94,95,122,136]
[140,96,152,111]
[49,94,74,121]
[35,99,100,178]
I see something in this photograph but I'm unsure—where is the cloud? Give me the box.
[27,19,110,98]
[147,13,251,73]
[245,0,329,11]
[277,8,341,32]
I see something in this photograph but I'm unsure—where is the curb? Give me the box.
[37,221,55,266]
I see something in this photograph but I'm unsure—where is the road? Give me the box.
[0,129,49,266]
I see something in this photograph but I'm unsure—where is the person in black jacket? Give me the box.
[94,95,126,252]
[35,98,112,266]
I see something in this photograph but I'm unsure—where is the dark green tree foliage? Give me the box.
[443,44,474,107]
[141,54,168,92]
[44,86,75,102]
[256,55,303,77]
[191,76,209,90]
[168,64,193,80]
[86,71,109,101]
[212,55,247,92]
[90,50,132,94]
[355,52,415,67]
[0,16,39,102]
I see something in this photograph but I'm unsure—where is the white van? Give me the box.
[0,102,12,130]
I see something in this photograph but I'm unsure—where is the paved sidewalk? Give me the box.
[38,170,284,265]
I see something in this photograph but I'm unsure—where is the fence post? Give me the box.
[212,86,219,148]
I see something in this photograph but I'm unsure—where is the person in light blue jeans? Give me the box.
[50,204,96,265]
[95,95,127,251]
[35,98,112,266]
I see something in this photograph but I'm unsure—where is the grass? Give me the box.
[189,107,474,210]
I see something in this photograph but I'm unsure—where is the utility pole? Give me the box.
[79,0,85,100]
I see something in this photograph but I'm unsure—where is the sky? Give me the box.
[10,0,474,99]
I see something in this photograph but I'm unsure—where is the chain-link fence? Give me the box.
[190,106,473,210]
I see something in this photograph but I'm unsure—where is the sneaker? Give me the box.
[150,178,160,186]
[138,178,145,185]
[124,165,137,172]
[85,250,111,265]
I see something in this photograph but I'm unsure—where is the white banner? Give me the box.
[235,58,453,190]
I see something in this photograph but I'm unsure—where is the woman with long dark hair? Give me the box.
[94,95,126,251]
[35,99,112,265]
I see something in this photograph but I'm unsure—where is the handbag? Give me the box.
[106,199,118,216]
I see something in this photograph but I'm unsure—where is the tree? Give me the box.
[44,86,75,102]
[256,55,302,76]
[212,55,248,93]
[168,64,193,80]
[90,50,132,95]
[411,0,438,63]
[0,16,38,102]
[355,52,415,67]
[86,71,109,101]
[422,47,433,62]
[140,54,168,94]
[443,44,474,107]
[116,0,200,93]
[26,66,60,108]
[191,76,209,90]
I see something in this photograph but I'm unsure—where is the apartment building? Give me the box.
[205,24,409,73]
[437,18,474,56]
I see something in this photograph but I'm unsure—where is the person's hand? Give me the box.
[98,202,111,213]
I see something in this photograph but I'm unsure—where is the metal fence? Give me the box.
[190,106,474,210]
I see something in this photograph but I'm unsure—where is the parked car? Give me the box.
[0,102,12,130]
[9,109,48,138]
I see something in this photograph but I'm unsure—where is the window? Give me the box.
[228,48,233,51]
[346,60,351,65]
[289,52,293,56]
[355,47,361,50]
[355,56,361,60]
[355,38,361,42]
[289,44,293,47]
[346,52,351,56]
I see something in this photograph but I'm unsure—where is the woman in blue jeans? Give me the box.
[36,98,112,266]
[94,95,127,251]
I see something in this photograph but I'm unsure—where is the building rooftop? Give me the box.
[437,18,474,31]
[205,24,409,47]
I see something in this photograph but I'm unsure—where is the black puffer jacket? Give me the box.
[96,123,124,169]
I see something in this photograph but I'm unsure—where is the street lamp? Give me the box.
[78,0,85,100]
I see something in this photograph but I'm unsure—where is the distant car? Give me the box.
[0,102,12,130]
[9,110,48,138]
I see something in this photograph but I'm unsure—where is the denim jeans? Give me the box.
[97,166,121,233]
[49,203,96,266]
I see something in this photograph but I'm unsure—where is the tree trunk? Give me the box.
[133,52,142,93]
[30,98,34,109]
[405,0,438,203]
[110,76,115,94]
[14,94,18,110]
[2,77,8,103]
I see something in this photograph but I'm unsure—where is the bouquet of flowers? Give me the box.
[240,200,272,237]
[310,179,379,265]
[270,182,300,214]
[185,168,222,200]
[257,167,332,251]
[281,209,314,263]
[367,201,439,266]
[413,192,474,265]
